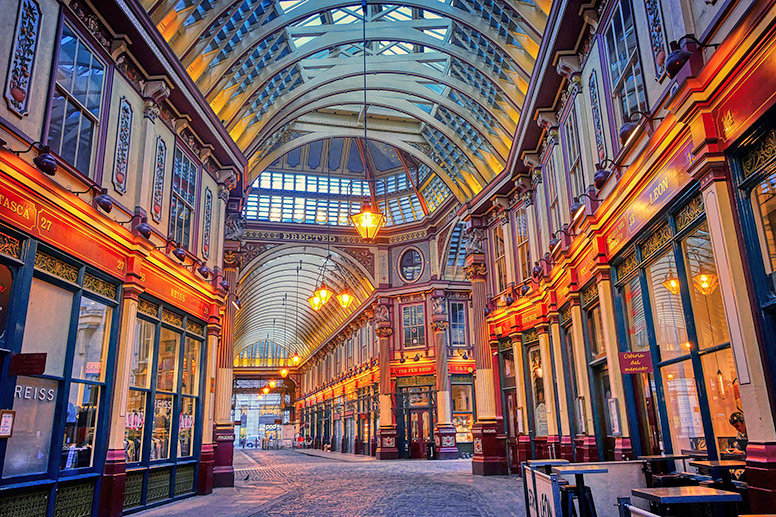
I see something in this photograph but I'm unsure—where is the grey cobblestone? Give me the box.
[137,449,526,516]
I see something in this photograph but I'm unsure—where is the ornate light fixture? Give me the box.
[349,0,386,240]
[280,368,289,378]
[314,281,333,305]
[269,380,277,388]
[262,386,270,395]
[336,287,355,309]
[662,265,681,295]
[292,352,300,365]
[693,272,719,295]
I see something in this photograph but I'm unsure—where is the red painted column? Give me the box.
[375,304,398,459]
[465,230,508,475]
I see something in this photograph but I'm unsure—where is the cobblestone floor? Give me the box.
[135,448,526,516]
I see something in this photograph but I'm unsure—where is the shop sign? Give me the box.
[140,263,209,317]
[393,364,434,377]
[14,382,54,401]
[0,410,15,438]
[605,139,695,256]
[0,183,127,277]
[576,248,597,286]
[449,363,474,375]
[8,352,46,376]
[618,351,653,374]
[126,410,144,430]
[85,361,101,375]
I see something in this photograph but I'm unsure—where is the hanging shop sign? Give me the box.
[618,351,653,374]
[605,139,695,256]
[392,363,434,377]
[8,352,46,376]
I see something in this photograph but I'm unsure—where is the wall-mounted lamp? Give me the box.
[531,255,554,279]
[399,353,406,364]
[665,35,719,79]
[172,245,187,262]
[220,280,230,292]
[0,139,57,176]
[594,159,621,190]
[619,110,663,146]
[519,283,531,297]
[136,218,153,239]
[196,263,213,279]
[570,193,595,223]
[232,297,241,311]
[413,353,420,362]
[549,227,573,255]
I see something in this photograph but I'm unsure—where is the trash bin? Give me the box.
[426,442,436,460]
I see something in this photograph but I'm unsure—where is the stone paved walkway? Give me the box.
[135,448,527,516]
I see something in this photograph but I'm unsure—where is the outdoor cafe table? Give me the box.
[526,459,569,474]
[631,486,742,517]
[689,460,747,489]
[552,465,608,517]
[638,455,691,478]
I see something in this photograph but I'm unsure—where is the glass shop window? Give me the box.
[645,251,689,362]
[4,272,115,479]
[452,384,473,443]
[564,106,586,200]
[750,169,776,286]
[528,346,548,437]
[586,305,605,358]
[0,264,13,344]
[126,306,204,464]
[48,24,105,176]
[402,304,425,347]
[622,275,649,351]
[449,301,466,347]
[515,208,531,282]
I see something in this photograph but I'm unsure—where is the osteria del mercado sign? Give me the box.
[618,351,653,374]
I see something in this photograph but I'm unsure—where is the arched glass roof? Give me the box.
[145,0,551,201]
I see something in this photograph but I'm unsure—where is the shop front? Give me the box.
[394,374,436,459]
[608,136,745,464]
[0,222,120,515]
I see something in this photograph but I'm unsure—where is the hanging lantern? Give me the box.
[262,386,270,394]
[280,368,289,378]
[308,293,322,311]
[693,272,719,295]
[269,380,277,388]
[314,282,333,305]
[292,352,300,365]
[350,201,385,240]
[662,275,681,295]
[336,288,355,309]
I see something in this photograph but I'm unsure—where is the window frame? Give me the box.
[491,222,508,294]
[401,303,426,349]
[602,0,649,128]
[513,207,531,283]
[169,145,202,251]
[448,300,468,348]
[45,18,113,182]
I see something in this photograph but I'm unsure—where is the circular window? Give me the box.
[399,248,423,282]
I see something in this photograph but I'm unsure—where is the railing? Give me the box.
[617,498,660,517]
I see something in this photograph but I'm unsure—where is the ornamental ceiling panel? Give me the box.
[144,0,551,200]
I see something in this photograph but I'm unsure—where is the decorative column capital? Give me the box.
[464,263,487,280]
[431,320,449,332]
[375,327,393,338]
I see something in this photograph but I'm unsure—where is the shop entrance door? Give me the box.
[344,418,354,453]
[395,386,436,459]
[592,366,615,461]
[505,390,520,469]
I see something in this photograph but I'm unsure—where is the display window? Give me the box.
[402,304,425,348]
[613,194,744,460]
[451,384,473,443]
[124,300,205,466]
[0,240,119,485]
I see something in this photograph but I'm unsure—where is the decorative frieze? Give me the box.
[5,0,41,117]
[138,299,159,317]
[523,328,539,343]
[676,195,705,232]
[34,252,78,283]
[616,252,639,280]
[0,232,21,259]
[187,319,205,337]
[589,71,606,161]
[202,187,212,259]
[742,128,776,178]
[161,309,183,328]
[580,282,599,306]
[644,0,668,77]
[640,224,672,258]
[68,1,111,51]
[151,137,167,223]
[83,274,117,299]
[112,97,133,194]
